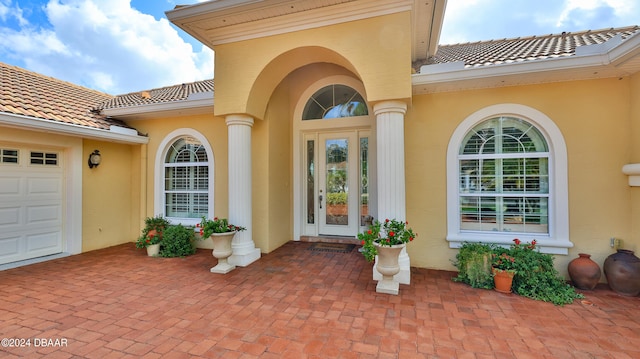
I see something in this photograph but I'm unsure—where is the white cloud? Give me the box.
[0,0,213,94]
[440,0,639,45]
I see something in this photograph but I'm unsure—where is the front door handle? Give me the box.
[319,194,323,209]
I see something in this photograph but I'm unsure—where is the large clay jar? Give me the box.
[567,253,601,290]
[603,249,640,296]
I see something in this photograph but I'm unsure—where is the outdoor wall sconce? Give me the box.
[88,150,101,169]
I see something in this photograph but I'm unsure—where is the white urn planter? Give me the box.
[375,243,405,295]
[146,243,160,257]
[210,231,237,274]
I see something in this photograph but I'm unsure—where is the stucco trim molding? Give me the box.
[622,163,640,186]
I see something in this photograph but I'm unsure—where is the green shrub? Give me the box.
[452,242,495,289]
[453,240,583,305]
[502,239,583,306]
[160,224,196,258]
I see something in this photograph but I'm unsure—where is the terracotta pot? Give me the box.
[568,253,601,290]
[492,267,515,294]
[210,231,237,274]
[603,249,640,296]
[375,243,405,295]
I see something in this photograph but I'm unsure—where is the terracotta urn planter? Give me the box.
[567,253,601,290]
[492,268,515,294]
[603,249,640,296]
[146,243,160,257]
[210,231,237,274]
[375,243,405,295]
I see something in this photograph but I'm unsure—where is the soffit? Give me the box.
[167,0,445,60]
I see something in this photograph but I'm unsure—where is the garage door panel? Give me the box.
[26,230,62,254]
[26,204,61,225]
[0,177,21,197]
[0,206,20,227]
[0,235,20,258]
[27,176,62,198]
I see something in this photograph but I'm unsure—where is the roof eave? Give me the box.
[412,31,640,94]
[0,113,149,144]
[101,94,214,120]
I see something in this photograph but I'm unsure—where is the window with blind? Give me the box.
[446,104,572,254]
[458,117,549,234]
[164,137,209,219]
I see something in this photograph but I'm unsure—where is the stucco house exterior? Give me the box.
[1,0,639,285]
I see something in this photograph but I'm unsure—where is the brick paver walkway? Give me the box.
[1,242,639,358]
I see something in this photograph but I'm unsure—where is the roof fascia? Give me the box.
[412,31,640,91]
[101,93,214,118]
[166,0,413,47]
[0,113,148,144]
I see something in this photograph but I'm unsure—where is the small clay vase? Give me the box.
[603,249,640,297]
[567,253,601,290]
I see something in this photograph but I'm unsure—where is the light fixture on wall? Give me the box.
[88,150,101,169]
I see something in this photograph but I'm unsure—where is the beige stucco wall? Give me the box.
[82,140,140,251]
[629,72,640,250]
[212,11,412,119]
[406,77,636,276]
[128,114,229,231]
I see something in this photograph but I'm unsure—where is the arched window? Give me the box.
[447,104,572,254]
[302,84,368,120]
[156,129,214,225]
[459,117,549,233]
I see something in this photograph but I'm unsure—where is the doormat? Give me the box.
[308,243,356,253]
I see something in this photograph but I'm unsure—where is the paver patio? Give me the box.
[1,241,639,358]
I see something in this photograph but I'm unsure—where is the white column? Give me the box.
[373,100,410,285]
[226,114,261,266]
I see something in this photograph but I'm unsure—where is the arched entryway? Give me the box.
[293,75,376,240]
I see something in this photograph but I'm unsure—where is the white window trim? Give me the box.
[446,104,572,254]
[154,128,214,227]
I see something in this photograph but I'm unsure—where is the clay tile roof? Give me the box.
[99,79,214,110]
[416,25,639,70]
[0,62,131,130]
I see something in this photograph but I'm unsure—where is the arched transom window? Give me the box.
[164,137,209,219]
[458,116,550,234]
[302,84,368,120]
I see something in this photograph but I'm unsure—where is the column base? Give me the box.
[210,262,236,274]
[376,279,400,295]
[373,252,410,284]
[229,248,261,267]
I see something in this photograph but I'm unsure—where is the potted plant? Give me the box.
[358,218,416,295]
[491,251,517,293]
[135,216,170,256]
[197,217,246,273]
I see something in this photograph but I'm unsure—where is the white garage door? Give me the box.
[0,147,64,265]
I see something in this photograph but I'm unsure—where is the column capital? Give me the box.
[225,114,255,127]
[373,100,408,116]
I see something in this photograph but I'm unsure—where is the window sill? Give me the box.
[622,163,640,186]
[446,233,574,255]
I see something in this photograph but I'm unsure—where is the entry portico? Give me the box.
[166,0,444,279]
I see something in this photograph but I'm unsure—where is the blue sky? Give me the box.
[0,0,638,94]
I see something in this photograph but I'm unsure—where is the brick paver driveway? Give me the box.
[1,241,639,358]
